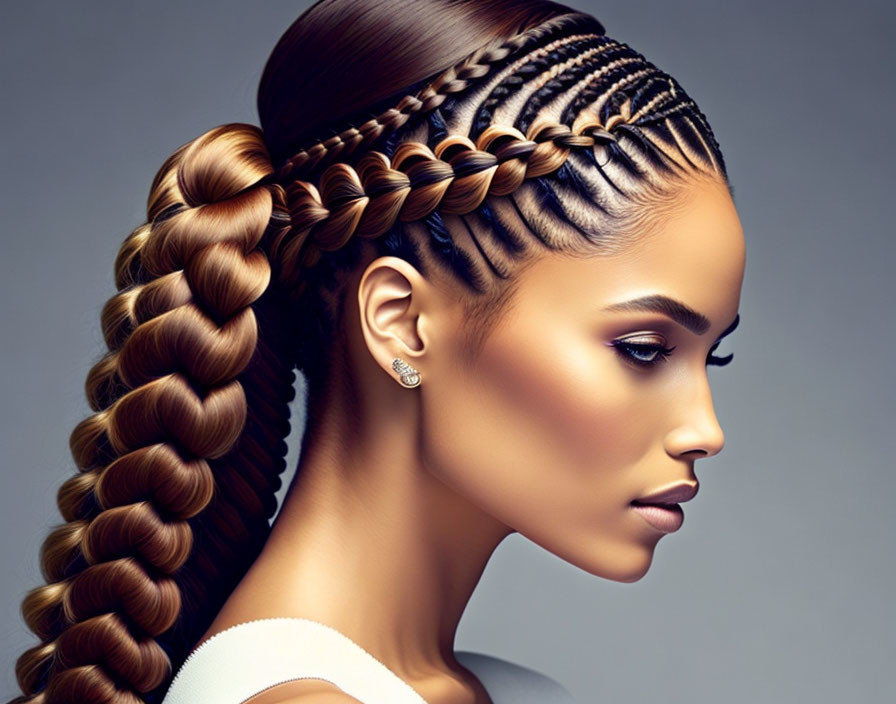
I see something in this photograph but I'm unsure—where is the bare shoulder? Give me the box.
[240,677,365,704]
[269,694,363,704]
[455,650,576,702]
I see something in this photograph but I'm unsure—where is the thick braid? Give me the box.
[12,153,193,704]
[273,12,606,181]
[11,124,297,704]
[269,112,621,298]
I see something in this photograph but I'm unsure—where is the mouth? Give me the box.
[629,482,697,534]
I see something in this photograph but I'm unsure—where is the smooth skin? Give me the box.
[191,173,746,704]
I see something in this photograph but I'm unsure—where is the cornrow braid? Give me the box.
[272,12,606,182]
[468,34,621,137]
[514,45,645,133]
[268,111,619,300]
[542,50,728,179]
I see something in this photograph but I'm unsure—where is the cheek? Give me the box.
[418,315,654,526]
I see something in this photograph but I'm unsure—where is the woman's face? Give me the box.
[419,175,746,582]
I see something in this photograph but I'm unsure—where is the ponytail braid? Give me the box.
[12,124,298,704]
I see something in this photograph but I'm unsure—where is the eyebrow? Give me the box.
[603,294,740,338]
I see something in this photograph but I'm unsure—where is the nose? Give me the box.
[663,374,726,459]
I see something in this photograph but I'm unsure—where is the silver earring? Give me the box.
[392,358,421,388]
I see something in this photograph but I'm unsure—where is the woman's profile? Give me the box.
[9,1,745,703]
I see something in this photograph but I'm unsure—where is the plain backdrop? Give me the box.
[2,1,893,702]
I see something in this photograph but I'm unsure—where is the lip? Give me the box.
[631,503,685,533]
[631,482,698,506]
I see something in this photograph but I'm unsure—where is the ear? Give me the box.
[357,256,438,384]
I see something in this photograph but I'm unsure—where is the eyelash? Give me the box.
[611,340,734,368]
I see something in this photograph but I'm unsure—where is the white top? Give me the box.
[160,617,576,704]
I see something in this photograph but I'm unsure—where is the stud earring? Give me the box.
[392,358,421,388]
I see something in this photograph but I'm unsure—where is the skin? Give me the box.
[192,173,746,704]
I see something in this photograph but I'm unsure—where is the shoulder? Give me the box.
[267,695,362,704]
[240,678,364,704]
[455,650,576,702]
[266,654,575,703]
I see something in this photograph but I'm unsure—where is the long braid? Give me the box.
[12,124,297,703]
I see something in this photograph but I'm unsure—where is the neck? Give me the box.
[201,388,514,683]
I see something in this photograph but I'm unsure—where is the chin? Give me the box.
[571,543,657,584]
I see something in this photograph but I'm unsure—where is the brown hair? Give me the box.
[10,1,728,702]
[258,0,591,168]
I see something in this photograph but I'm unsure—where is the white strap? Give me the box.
[161,617,428,704]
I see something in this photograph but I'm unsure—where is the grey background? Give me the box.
[2,1,893,702]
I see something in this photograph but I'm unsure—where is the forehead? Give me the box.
[509,177,746,333]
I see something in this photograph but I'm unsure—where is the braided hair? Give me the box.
[10,1,730,702]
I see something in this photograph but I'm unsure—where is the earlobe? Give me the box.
[392,357,422,387]
[357,256,430,383]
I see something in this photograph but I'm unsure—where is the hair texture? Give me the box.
[10,1,730,702]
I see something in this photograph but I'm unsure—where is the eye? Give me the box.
[612,338,735,369]
[611,338,676,368]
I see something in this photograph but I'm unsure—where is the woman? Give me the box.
[10,1,745,702]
